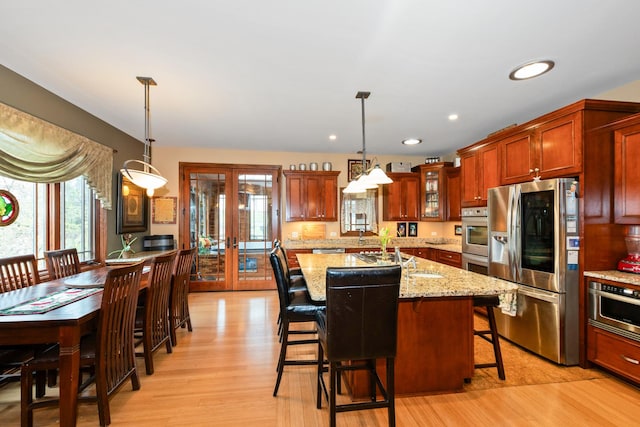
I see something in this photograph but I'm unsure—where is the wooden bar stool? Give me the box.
[473,295,505,380]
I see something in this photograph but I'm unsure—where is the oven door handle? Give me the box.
[589,289,640,307]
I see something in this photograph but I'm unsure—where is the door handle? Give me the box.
[227,237,230,248]
[233,237,237,249]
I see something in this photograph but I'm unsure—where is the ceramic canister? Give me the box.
[298,163,307,170]
[309,162,318,171]
[322,162,332,171]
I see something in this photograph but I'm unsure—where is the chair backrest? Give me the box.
[0,254,40,292]
[95,261,144,393]
[324,265,402,361]
[170,247,196,322]
[44,248,80,280]
[145,252,177,344]
[269,247,293,310]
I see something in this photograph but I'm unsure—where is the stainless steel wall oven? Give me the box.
[461,207,489,258]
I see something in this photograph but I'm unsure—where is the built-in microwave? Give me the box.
[588,280,640,341]
[461,207,488,257]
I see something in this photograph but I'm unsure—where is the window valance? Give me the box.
[0,102,113,209]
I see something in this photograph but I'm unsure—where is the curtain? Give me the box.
[0,102,113,209]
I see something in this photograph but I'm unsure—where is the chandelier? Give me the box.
[120,76,167,197]
[343,91,393,193]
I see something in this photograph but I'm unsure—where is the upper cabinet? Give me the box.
[283,171,340,222]
[500,112,582,184]
[383,172,420,221]
[412,162,459,221]
[612,118,640,224]
[446,166,462,221]
[459,144,499,207]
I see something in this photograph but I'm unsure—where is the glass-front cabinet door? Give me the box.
[180,163,281,292]
[413,162,453,221]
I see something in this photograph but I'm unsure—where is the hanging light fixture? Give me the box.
[343,91,393,194]
[120,76,167,197]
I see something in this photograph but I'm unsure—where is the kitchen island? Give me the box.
[297,253,517,397]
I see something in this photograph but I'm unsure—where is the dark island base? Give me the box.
[345,297,474,398]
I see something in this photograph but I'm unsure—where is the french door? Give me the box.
[179,163,281,291]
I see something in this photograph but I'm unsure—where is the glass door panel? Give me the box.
[234,171,275,290]
[189,171,231,291]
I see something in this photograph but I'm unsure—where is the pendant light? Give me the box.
[343,91,393,194]
[120,76,167,197]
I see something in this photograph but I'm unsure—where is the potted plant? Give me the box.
[108,233,137,259]
[379,227,392,260]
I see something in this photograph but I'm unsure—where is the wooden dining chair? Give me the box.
[169,247,196,346]
[43,248,80,280]
[0,254,45,394]
[0,254,41,292]
[20,261,144,427]
[134,252,177,375]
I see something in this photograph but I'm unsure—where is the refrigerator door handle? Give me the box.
[512,184,522,281]
[517,285,559,304]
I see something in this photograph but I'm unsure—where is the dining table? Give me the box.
[0,265,148,427]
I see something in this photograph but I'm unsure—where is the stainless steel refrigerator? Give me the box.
[488,178,581,365]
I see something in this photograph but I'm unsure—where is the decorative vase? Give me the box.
[121,250,132,259]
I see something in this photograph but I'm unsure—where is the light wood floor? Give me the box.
[2,290,640,426]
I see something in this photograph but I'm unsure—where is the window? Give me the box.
[0,175,96,266]
[340,188,379,236]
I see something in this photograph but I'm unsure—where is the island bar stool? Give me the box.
[473,295,505,380]
[270,247,324,397]
[316,265,402,427]
[43,248,80,280]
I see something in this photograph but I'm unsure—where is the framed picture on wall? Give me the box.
[116,172,148,234]
[347,159,370,182]
[152,196,177,224]
[397,222,407,237]
[408,222,418,237]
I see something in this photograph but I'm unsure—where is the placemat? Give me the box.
[0,287,102,315]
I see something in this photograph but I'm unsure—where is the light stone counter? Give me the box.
[584,270,640,286]
[297,253,516,301]
[285,237,462,253]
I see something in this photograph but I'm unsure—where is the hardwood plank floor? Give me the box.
[2,290,640,426]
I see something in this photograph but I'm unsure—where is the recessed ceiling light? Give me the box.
[509,60,555,80]
[329,134,337,141]
[402,138,422,145]
[448,114,459,121]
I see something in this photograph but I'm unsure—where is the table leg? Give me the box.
[58,326,81,427]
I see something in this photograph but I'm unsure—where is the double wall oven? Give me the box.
[461,207,489,276]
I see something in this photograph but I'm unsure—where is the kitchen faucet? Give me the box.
[402,256,417,277]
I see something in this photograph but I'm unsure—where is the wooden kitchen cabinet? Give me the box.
[500,112,582,184]
[588,325,640,384]
[446,166,461,221]
[435,249,462,268]
[383,172,420,221]
[412,162,455,221]
[283,171,340,221]
[613,120,640,224]
[459,143,499,207]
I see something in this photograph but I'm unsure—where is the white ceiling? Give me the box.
[3,1,640,157]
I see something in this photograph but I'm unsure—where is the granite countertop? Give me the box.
[297,253,516,301]
[285,237,462,254]
[584,270,640,286]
